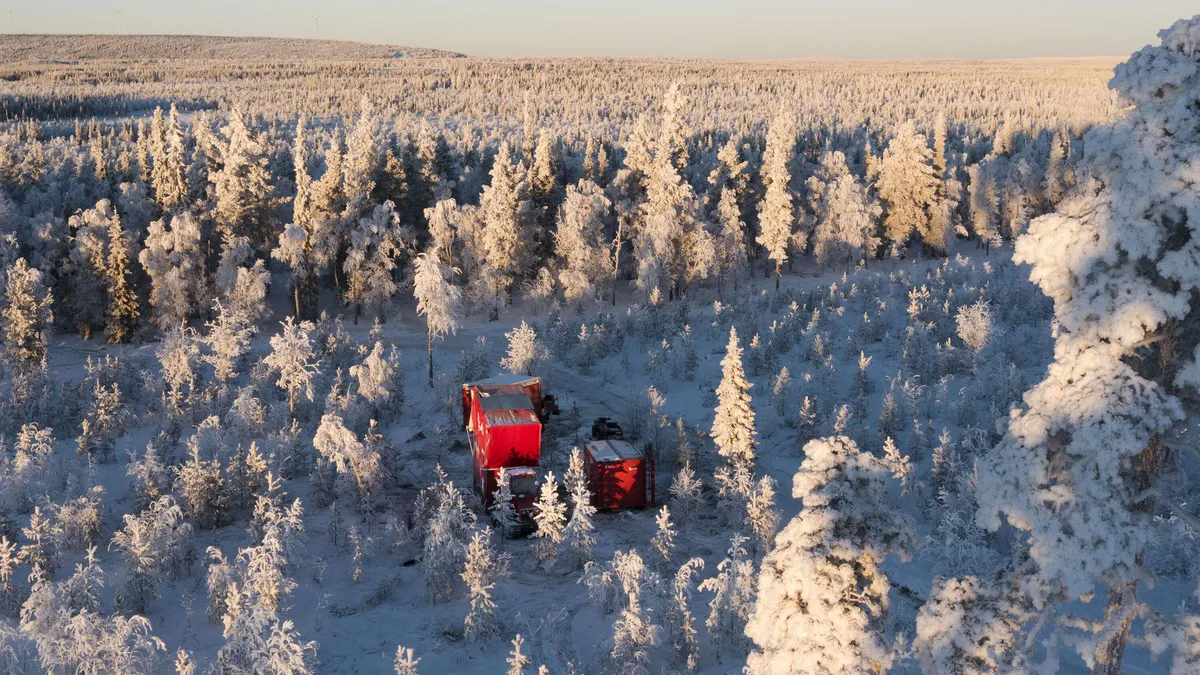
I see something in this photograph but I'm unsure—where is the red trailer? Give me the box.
[585,439,655,511]
[462,375,551,516]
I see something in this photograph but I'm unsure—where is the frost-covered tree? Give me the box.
[215,233,269,325]
[555,179,612,302]
[698,535,756,656]
[313,414,384,508]
[263,318,320,419]
[176,441,230,530]
[461,529,506,645]
[650,506,676,574]
[422,473,476,603]
[807,150,882,268]
[152,105,189,213]
[202,300,256,385]
[272,205,336,322]
[609,548,661,675]
[108,495,194,614]
[490,467,520,537]
[562,449,597,568]
[757,114,796,289]
[344,200,408,321]
[157,324,200,415]
[875,121,939,250]
[500,320,548,377]
[350,341,402,416]
[412,251,461,387]
[506,633,531,675]
[19,550,166,674]
[212,107,273,244]
[479,141,535,305]
[668,557,704,671]
[745,436,915,675]
[140,211,205,331]
[2,258,52,372]
[394,645,420,675]
[966,18,1200,675]
[714,186,749,294]
[532,472,566,564]
[712,327,757,508]
[634,85,713,300]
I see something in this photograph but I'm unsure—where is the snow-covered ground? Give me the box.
[2,241,1198,674]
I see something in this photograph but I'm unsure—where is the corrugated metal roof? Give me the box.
[484,408,540,427]
[467,374,540,387]
[479,394,534,412]
[587,439,642,462]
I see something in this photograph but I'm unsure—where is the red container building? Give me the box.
[584,439,655,511]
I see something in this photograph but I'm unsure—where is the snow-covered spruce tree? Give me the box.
[76,379,125,461]
[807,150,882,269]
[128,442,171,513]
[712,327,757,516]
[554,179,612,303]
[157,324,200,416]
[956,18,1200,675]
[350,341,402,417]
[745,436,914,675]
[757,113,796,289]
[313,413,384,510]
[150,105,189,213]
[489,467,520,538]
[609,548,662,675]
[532,472,566,564]
[263,318,320,419]
[479,140,536,306]
[914,564,1030,675]
[501,320,548,377]
[634,85,713,301]
[202,300,256,385]
[344,200,409,322]
[343,95,380,218]
[462,528,507,645]
[875,121,939,252]
[0,539,24,619]
[422,472,477,603]
[101,201,140,344]
[140,210,205,331]
[698,535,756,657]
[506,633,531,675]
[211,107,273,245]
[175,440,230,530]
[394,645,421,674]
[2,257,52,374]
[669,460,703,526]
[413,251,461,387]
[650,506,676,574]
[714,186,749,295]
[272,185,336,321]
[19,550,166,673]
[215,233,270,325]
[668,557,705,671]
[108,495,194,614]
[424,198,460,269]
[562,448,597,568]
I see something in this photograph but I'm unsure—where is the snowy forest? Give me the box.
[0,15,1197,674]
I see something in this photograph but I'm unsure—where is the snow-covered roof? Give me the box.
[466,373,540,388]
[586,439,641,462]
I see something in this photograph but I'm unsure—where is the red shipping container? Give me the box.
[463,376,544,508]
[585,439,655,511]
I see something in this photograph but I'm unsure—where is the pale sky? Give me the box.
[6,0,1196,59]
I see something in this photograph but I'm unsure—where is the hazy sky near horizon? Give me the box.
[8,1,1197,59]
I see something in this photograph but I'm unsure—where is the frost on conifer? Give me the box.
[745,436,914,675]
[532,472,566,564]
[963,16,1200,674]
